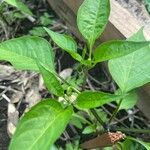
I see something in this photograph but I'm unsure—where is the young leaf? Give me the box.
[4,0,33,16]
[44,27,83,63]
[109,28,150,93]
[117,91,138,110]
[0,36,54,71]
[38,62,64,97]
[127,137,150,150]
[77,0,110,46]
[94,40,150,62]
[76,91,121,109]
[82,125,96,134]
[9,99,73,150]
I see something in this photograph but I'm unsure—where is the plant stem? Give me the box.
[90,108,108,131]
[58,75,80,94]
[108,99,123,124]
[113,127,150,134]
[59,68,107,131]
[82,66,89,89]
[82,46,87,59]
[89,43,93,61]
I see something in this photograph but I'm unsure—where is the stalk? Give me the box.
[108,99,123,124]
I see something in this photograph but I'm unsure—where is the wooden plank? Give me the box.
[47,0,150,119]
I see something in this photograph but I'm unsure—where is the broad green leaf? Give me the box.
[9,99,73,150]
[76,91,121,109]
[109,28,150,92]
[116,90,138,110]
[44,27,77,52]
[4,0,32,16]
[94,40,150,62]
[127,137,150,150]
[44,27,83,63]
[0,36,54,71]
[38,62,64,96]
[77,0,110,46]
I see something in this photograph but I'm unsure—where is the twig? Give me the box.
[0,14,9,39]
[2,94,11,103]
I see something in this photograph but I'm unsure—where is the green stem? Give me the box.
[89,44,93,61]
[82,46,87,59]
[59,67,107,131]
[58,75,80,94]
[82,66,89,89]
[88,41,94,61]
[90,108,108,131]
[113,127,150,134]
[108,99,123,124]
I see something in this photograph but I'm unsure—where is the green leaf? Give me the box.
[0,36,54,71]
[94,109,108,122]
[70,113,89,129]
[70,116,83,129]
[44,27,83,63]
[117,91,138,110]
[109,28,150,93]
[77,0,110,46]
[29,27,47,37]
[50,145,59,150]
[120,91,138,110]
[82,125,96,134]
[76,91,121,109]
[121,138,146,150]
[37,62,64,96]
[121,139,136,150]
[144,0,150,13]
[94,40,150,62]
[127,137,150,150]
[4,0,32,16]
[40,13,53,26]
[9,99,73,150]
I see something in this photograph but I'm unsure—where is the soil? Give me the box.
[0,100,10,150]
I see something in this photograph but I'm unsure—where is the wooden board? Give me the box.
[47,0,150,119]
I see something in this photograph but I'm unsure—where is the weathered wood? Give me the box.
[47,0,150,119]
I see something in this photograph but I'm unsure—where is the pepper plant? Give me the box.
[0,0,150,149]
